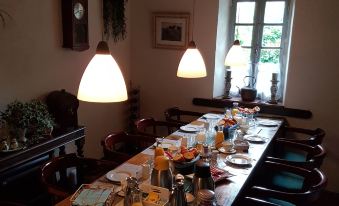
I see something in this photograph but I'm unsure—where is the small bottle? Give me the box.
[231,102,239,117]
[201,144,211,162]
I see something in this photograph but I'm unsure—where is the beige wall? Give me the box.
[284,0,339,192]
[130,0,219,120]
[0,0,131,158]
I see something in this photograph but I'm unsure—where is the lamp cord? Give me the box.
[191,0,196,41]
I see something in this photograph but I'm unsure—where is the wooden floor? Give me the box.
[312,190,339,206]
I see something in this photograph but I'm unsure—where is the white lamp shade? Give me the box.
[77,53,128,102]
[177,44,207,78]
[224,42,247,67]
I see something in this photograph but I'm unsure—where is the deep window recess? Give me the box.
[228,0,292,102]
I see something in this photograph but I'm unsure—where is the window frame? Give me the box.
[228,0,292,102]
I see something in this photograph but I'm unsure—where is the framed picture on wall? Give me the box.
[153,12,190,50]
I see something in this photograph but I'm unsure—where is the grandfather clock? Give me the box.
[61,0,89,51]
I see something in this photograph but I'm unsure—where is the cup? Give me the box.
[239,124,250,134]
[222,141,233,152]
[141,163,150,180]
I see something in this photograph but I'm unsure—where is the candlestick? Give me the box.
[223,70,232,99]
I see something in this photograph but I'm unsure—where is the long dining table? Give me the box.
[56,113,284,206]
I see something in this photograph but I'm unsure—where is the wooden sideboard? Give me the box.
[0,126,85,205]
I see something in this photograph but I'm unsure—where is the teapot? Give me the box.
[237,76,257,102]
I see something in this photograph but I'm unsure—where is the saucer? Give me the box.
[218,147,236,154]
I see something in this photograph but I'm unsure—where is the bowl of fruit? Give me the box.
[171,146,200,174]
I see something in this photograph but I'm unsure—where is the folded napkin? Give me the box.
[210,166,235,182]
[115,163,142,180]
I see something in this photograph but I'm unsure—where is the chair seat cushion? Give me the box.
[272,171,304,190]
[282,149,307,162]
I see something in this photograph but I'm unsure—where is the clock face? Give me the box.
[73,2,85,20]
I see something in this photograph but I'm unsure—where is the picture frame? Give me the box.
[153,12,190,50]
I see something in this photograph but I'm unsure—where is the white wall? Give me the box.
[130,0,339,192]
[0,0,131,158]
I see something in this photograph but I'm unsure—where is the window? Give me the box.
[228,0,292,101]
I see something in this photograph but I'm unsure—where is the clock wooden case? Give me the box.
[61,0,89,51]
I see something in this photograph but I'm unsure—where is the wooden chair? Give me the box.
[134,117,182,138]
[268,139,326,170]
[101,131,156,164]
[41,153,118,203]
[278,126,325,146]
[246,161,327,206]
[164,107,205,124]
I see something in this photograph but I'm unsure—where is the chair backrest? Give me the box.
[101,131,155,164]
[164,107,204,124]
[281,126,325,146]
[270,139,326,169]
[134,117,181,137]
[251,161,327,205]
[41,153,117,202]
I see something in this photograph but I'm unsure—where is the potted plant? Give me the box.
[27,100,55,137]
[1,101,32,142]
[1,100,55,143]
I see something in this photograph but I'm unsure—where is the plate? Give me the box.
[244,134,266,143]
[106,170,132,182]
[218,147,236,154]
[225,154,252,166]
[180,125,201,132]
[258,120,278,127]
[203,114,220,119]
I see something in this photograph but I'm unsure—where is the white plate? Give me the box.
[203,114,220,119]
[244,134,266,143]
[180,125,201,132]
[218,147,236,154]
[225,154,252,166]
[258,120,278,127]
[106,170,132,182]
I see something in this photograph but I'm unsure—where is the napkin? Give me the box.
[115,163,142,180]
[210,166,235,182]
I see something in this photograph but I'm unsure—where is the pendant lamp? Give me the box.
[224,40,247,67]
[223,40,247,98]
[77,41,128,102]
[177,0,207,78]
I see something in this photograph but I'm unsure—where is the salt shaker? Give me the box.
[124,177,142,206]
[170,174,187,206]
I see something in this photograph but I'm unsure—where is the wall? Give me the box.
[284,0,339,191]
[130,0,219,119]
[0,0,131,158]
[130,0,339,192]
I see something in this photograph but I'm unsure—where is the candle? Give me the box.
[272,73,278,81]
[226,70,232,78]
